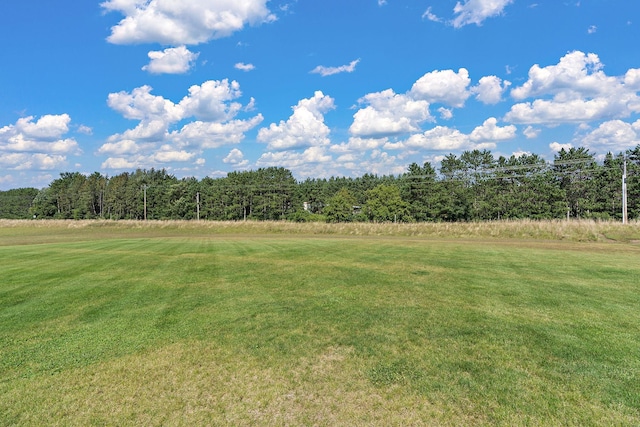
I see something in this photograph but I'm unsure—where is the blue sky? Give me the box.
[1,0,640,190]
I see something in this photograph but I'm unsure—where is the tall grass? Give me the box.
[2,218,639,242]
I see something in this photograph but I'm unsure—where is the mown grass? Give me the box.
[0,221,639,425]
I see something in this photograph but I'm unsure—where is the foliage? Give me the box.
[324,187,357,223]
[0,188,39,219]
[363,184,412,222]
[3,145,640,222]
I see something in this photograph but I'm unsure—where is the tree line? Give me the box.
[1,146,639,222]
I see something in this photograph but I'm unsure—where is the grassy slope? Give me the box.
[0,221,639,426]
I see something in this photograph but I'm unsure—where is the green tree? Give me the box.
[553,147,598,219]
[0,188,39,219]
[435,154,470,221]
[401,162,438,221]
[324,187,357,223]
[363,184,411,222]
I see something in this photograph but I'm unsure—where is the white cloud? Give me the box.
[102,0,276,45]
[588,25,597,34]
[404,121,510,152]
[580,119,640,152]
[310,59,360,77]
[624,68,640,90]
[505,98,620,124]
[6,114,71,141]
[510,51,610,100]
[357,150,407,177]
[472,75,511,104]
[469,117,517,142]
[98,139,143,155]
[107,85,183,122]
[142,46,199,74]
[77,125,93,135]
[549,142,573,152]
[102,80,262,170]
[223,148,249,167]
[257,91,335,150]
[451,0,514,28]
[1,153,67,171]
[350,89,432,138]
[179,80,243,122]
[152,148,196,163]
[505,51,640,124]
[523,126,541,139]
[0,115,79,171]
[330,137,388,154]
[511,150,532,158]
[235,62,256,72]
[438,107,454,120]
[405,126,471,151]
[411,68,471,108]
[422,7,442,22]
[257,146,333,170]
[101,157,137,169]
[172,115,263,149]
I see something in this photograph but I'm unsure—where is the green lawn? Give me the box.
[1,222,639,425]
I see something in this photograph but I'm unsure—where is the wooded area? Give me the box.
[2,146,639,222]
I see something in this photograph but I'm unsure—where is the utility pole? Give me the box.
[196,192,200,221]
[143,184,147,221]
[622,156,628,224]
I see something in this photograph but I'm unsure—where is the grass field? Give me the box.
[1,220,639,426]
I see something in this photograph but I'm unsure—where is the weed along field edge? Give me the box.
[1,220,639,426]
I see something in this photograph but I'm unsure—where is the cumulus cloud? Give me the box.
[510,51,610,100]
[77,125,93,135]
[402,119,513,152]
[310,59,360,77]
[101,157,137,170]
[101,80,262,170]
[98,139,144,155]
[4,114,71,141]
[438,107,454,120]
[0,114,79,171]
[223,148,249,167]
[179,80,244,121]
[235,62,255,72]
[405,126,472,151]
[472,75,511,104]
[152,147,196,163]
[257,91,335,150]
[331,137,388,153]
[410,68,471,108]
[102,0,276,45]
[422,7,442,22]
[171,115,264,149]
[350,89,432,138]
[451,0,514,28]
[523,126,541,139]
[469,117,517,142]
[256,146,334,177]
[549,142,572,152]
[580,119,640,152]
[505,51,640,124]
[142,46,199,74]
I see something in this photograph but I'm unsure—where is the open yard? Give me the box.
[1,220,639,426]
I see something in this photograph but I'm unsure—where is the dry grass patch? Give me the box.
[2,218,640,243]
[2,342,457,426]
